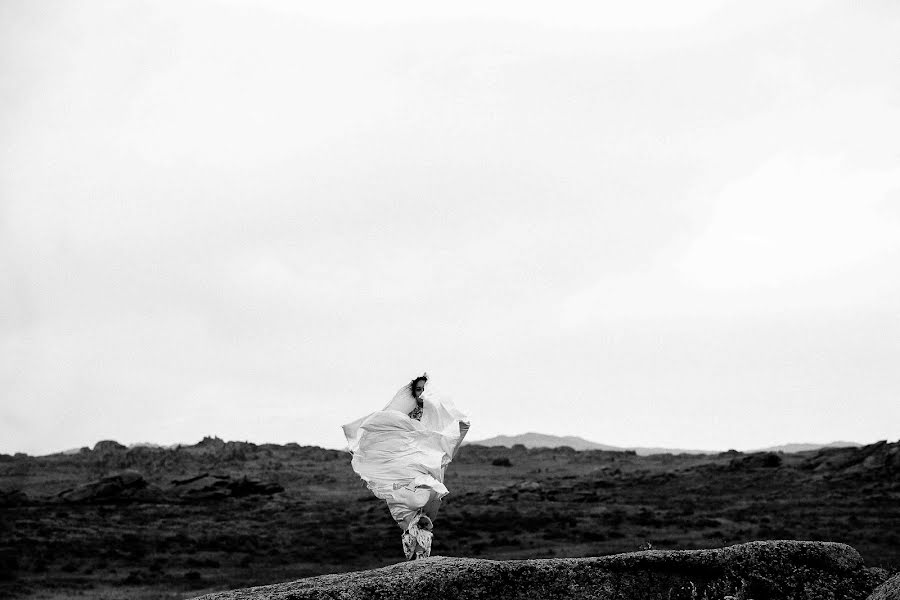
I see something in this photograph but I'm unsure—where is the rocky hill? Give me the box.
[192,540,890,600]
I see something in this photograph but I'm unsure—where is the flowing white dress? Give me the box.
[342,383,470,536]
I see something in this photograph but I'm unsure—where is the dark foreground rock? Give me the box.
[191,540,890,600]
[868,573,900,600]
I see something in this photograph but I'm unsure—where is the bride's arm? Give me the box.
[450,421,470,459]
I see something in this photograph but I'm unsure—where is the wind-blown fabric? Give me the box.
[401,514,434,560]
[342,383,470,531]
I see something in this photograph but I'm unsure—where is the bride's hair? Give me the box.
[410,373,428,394]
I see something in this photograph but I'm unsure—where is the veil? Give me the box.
[342,377,470,530]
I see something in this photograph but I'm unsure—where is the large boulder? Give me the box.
[730,452,783,469]
[172,473,233,501]
[93,440,128,453]
[57,470,163,503]
[868,572,900,600]
[172,473,283,501]
[190,540,888,600]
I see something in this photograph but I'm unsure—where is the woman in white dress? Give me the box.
[342,373,470,559]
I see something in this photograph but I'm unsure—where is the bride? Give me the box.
[342,373,470,559]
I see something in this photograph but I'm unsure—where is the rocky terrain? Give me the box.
[1,437,898,599]
[191,540,890,600]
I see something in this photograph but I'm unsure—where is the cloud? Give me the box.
[560,152,900,326]
[679,157,900,288]
[2,1,899,454]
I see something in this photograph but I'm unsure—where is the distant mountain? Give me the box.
[53,442,179,456]
[751,441,862,453]
[465,432,861,456]
[465,432,624,452]
[464,432,715,456]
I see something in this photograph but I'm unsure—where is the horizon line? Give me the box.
[6,432,889,458]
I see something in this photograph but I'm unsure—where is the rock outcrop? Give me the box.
[868,573,900,600]
[191,540,890,600]
[53,471,283,504]
[93,440,128,454]
[803,440,900,475]
[171,473,284,501]
[729,452,783,469]
[57,470,159,503]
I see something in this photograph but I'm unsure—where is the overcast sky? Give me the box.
[2,0,899,456]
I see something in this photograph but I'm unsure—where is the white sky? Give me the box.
[2,0,899,455]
